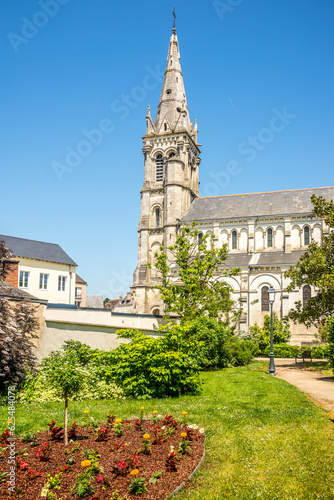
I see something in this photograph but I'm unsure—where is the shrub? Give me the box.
[110,329,201,399]
[249,313,291,354]
[264,344,299,358]
[171,317,254,369]
[309,345,330,359]
[328,318,334,368]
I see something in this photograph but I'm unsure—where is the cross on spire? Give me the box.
[173,6,176,33]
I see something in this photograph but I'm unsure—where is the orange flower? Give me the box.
[114,418,122,424]
[140,406,145,410]
[181,432,187,438]
[152,410,158,414]
[83,410,89,414]
[81,460,91,468]
[130,469,139,475]
[182,411,188,416]
[143,433,150,440]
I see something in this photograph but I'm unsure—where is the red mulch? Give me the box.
[0,418,205,499]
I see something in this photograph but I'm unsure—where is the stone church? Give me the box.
[131,25,334,344]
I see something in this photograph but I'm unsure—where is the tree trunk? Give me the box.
[64,395,68,446]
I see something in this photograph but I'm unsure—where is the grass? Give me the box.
[304,361,334,377]
[2,360,334,500]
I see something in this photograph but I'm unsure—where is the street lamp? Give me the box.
[268,286,276,376]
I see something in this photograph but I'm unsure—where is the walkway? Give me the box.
[269,358,334,412]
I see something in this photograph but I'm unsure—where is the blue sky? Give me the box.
[1,0,333,298]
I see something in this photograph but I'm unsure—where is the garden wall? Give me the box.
[36,306,167,359]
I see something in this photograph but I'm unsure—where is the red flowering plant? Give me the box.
[163,415,178,428]
[25,469,42,482]
[96,427,109,442]
[18,461,28,471]
[165,446,179,472]
[110,442,125,453]
[68,422,78,441]
[111,460,129,477]
[0,429,12,445]
[34,442,52,462]
[134,420,142,432]
[152,425,166,445]
[48,421,64,441]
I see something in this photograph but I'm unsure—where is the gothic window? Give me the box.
[198,232,203,246]
[303,285,311,307]
[267,228,273,247]
[304,226,310,246]
[155,208,160,227]
[232,230,237,249]
[262,286,269,312]
[156,155,163,182]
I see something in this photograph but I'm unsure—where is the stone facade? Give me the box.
[131,27,334,344]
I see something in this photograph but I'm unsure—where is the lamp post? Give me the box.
[268,286,276,376]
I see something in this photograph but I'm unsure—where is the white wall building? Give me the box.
[0,234,77,305]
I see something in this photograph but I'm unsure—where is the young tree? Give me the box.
[149,223,241,325]
[249,313,291,353]
[285,195,334,327]
[43,346,86,445]
[0,242,38,393]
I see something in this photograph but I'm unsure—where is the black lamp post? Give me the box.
[268,286,276,376]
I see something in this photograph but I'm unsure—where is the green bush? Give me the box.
[174,317,254,369]
[249,313,291,354]
[18,341,124,403]
[264,344,299,358]
[309,345,330,359]
[328,318,334,367]
[110,329,201,399]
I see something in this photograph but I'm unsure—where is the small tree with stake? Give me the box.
[43,348,86,445]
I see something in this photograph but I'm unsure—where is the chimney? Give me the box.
[3,261,19,287]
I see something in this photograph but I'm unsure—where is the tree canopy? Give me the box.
[285,195,334,327]
[149,223,241,325]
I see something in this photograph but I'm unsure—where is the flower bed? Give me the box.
[0,411,205,500]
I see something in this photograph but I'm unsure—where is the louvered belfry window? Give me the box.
[156,155,163,182]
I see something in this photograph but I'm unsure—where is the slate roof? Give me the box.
[181,186,334,222]
[221,251,305,268]
[75,274,87,285]
[0,234,77,266]
[0,279,47,303]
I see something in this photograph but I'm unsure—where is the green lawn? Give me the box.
[304,361,334,377]
[2,361,334,500]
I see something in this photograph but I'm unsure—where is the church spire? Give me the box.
[154,22,192,135]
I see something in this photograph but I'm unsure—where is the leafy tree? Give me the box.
[285,195,334,326]
[248,313,291,354]
[149,222,241,325]
[328,318,334,368]
[0,242,38,393]
[42,346,86,445]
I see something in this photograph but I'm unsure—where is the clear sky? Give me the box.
[1,0,333,298]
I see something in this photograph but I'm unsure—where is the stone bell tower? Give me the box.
[131,23,201,315]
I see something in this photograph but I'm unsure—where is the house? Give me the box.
[75,274,87,307]
[0,234,78,305]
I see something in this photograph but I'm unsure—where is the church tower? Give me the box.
[131,22,201,315]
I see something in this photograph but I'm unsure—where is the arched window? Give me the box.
[152,308,160,316]
[169,152,175,158]
[232,231,237,250]
[155,208,160,227]
[304,226,310,246]
[156,155,163,182]
[303,285,311,307]
[267,228,273,247]
[262,286,269,312]
[198,232,203,246]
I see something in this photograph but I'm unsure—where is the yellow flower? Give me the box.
[140,406,145,410]
[81,460,91,468]
[130,469,139,475]
[114,418,122,424]
[181,432,188,438]
[83,410,89,414]
[182,411,188,416]
[152,410,158,414]
[143,433,150,440]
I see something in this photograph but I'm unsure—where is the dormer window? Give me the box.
[156,155,163,182]
[164,123,167,131]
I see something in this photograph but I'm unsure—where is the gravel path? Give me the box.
[258,358,334,412]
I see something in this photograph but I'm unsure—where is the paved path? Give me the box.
[265,358,334,412]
